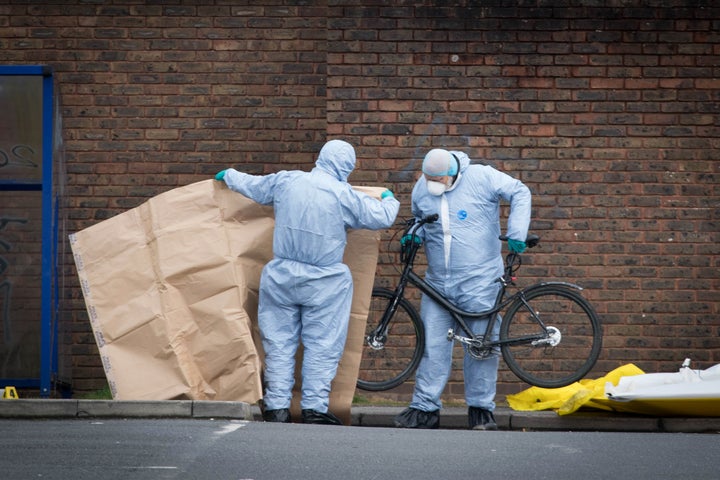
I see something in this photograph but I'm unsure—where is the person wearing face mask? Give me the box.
[394,148,531,430]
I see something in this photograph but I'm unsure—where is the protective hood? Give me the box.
[422,149,458,176]
[315,139,356,182]
[445,151,470,192]
[418,150,470,194]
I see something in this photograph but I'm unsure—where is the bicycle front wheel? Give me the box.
[500,285,602,389]
[356,287,424,392]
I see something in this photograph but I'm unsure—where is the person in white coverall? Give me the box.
[215,140,400,425]
[394,148,531,430]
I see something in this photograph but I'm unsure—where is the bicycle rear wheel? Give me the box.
[500,284,602,389]
[356,287,424,392]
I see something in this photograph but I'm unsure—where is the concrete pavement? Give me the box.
[0,399,718,433]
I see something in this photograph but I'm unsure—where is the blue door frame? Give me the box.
[0,65,60,397]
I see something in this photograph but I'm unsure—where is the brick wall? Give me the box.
[1,1,718,403]
[327,1,720,401]
[2,1,330,394]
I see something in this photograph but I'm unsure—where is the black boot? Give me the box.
[301,409,343,425]
[468,406,497,430]
[262,408,291,423]
[393,407,440,429]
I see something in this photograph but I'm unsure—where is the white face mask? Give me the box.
[426,180,447,196]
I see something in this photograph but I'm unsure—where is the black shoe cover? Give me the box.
[262,408,291,423]
[393,407,440,429]
[301,409,343,425]
[468,406,497,430]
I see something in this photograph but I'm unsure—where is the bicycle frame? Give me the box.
[377,216,582,352]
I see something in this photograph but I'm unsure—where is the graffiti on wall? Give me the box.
[0,215,32,377]
[0,73,47,380]
[0,217,29,345]
[0,144,38,170]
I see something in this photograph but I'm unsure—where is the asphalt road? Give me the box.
[1,418,718,479]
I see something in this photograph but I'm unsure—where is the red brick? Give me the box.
[2,2,717,402]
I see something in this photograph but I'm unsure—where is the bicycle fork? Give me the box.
[367,288,405,350]
[368,267,416,350]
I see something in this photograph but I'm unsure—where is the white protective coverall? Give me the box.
[410,151,531,412]
[221,140,400,412]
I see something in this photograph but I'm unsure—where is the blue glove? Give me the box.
[401,234,422,246]
[507,238,527,254]
[215,170,227,181]
[381,189,394,199]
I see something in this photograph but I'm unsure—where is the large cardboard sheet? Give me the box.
[70,179,382,423]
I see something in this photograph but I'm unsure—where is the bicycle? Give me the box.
[357,214,603,391]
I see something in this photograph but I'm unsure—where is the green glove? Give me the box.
[507,238,527,254]
[381,189,394,200]
[401,234,422,246]
[215,170,227,181]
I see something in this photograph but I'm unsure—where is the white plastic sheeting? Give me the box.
[508,360,720,417]
[604,359,720,416]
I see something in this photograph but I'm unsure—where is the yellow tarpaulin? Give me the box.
[507,364,645,415]
[508,362,720,417]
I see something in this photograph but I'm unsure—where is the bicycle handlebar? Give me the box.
[409,215,540,249]
[399,214,539,274]
[404,214,438,235]
[406,214,541,251]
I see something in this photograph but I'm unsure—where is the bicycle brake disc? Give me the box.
[367,334,387,350]
[531,326,561,348]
